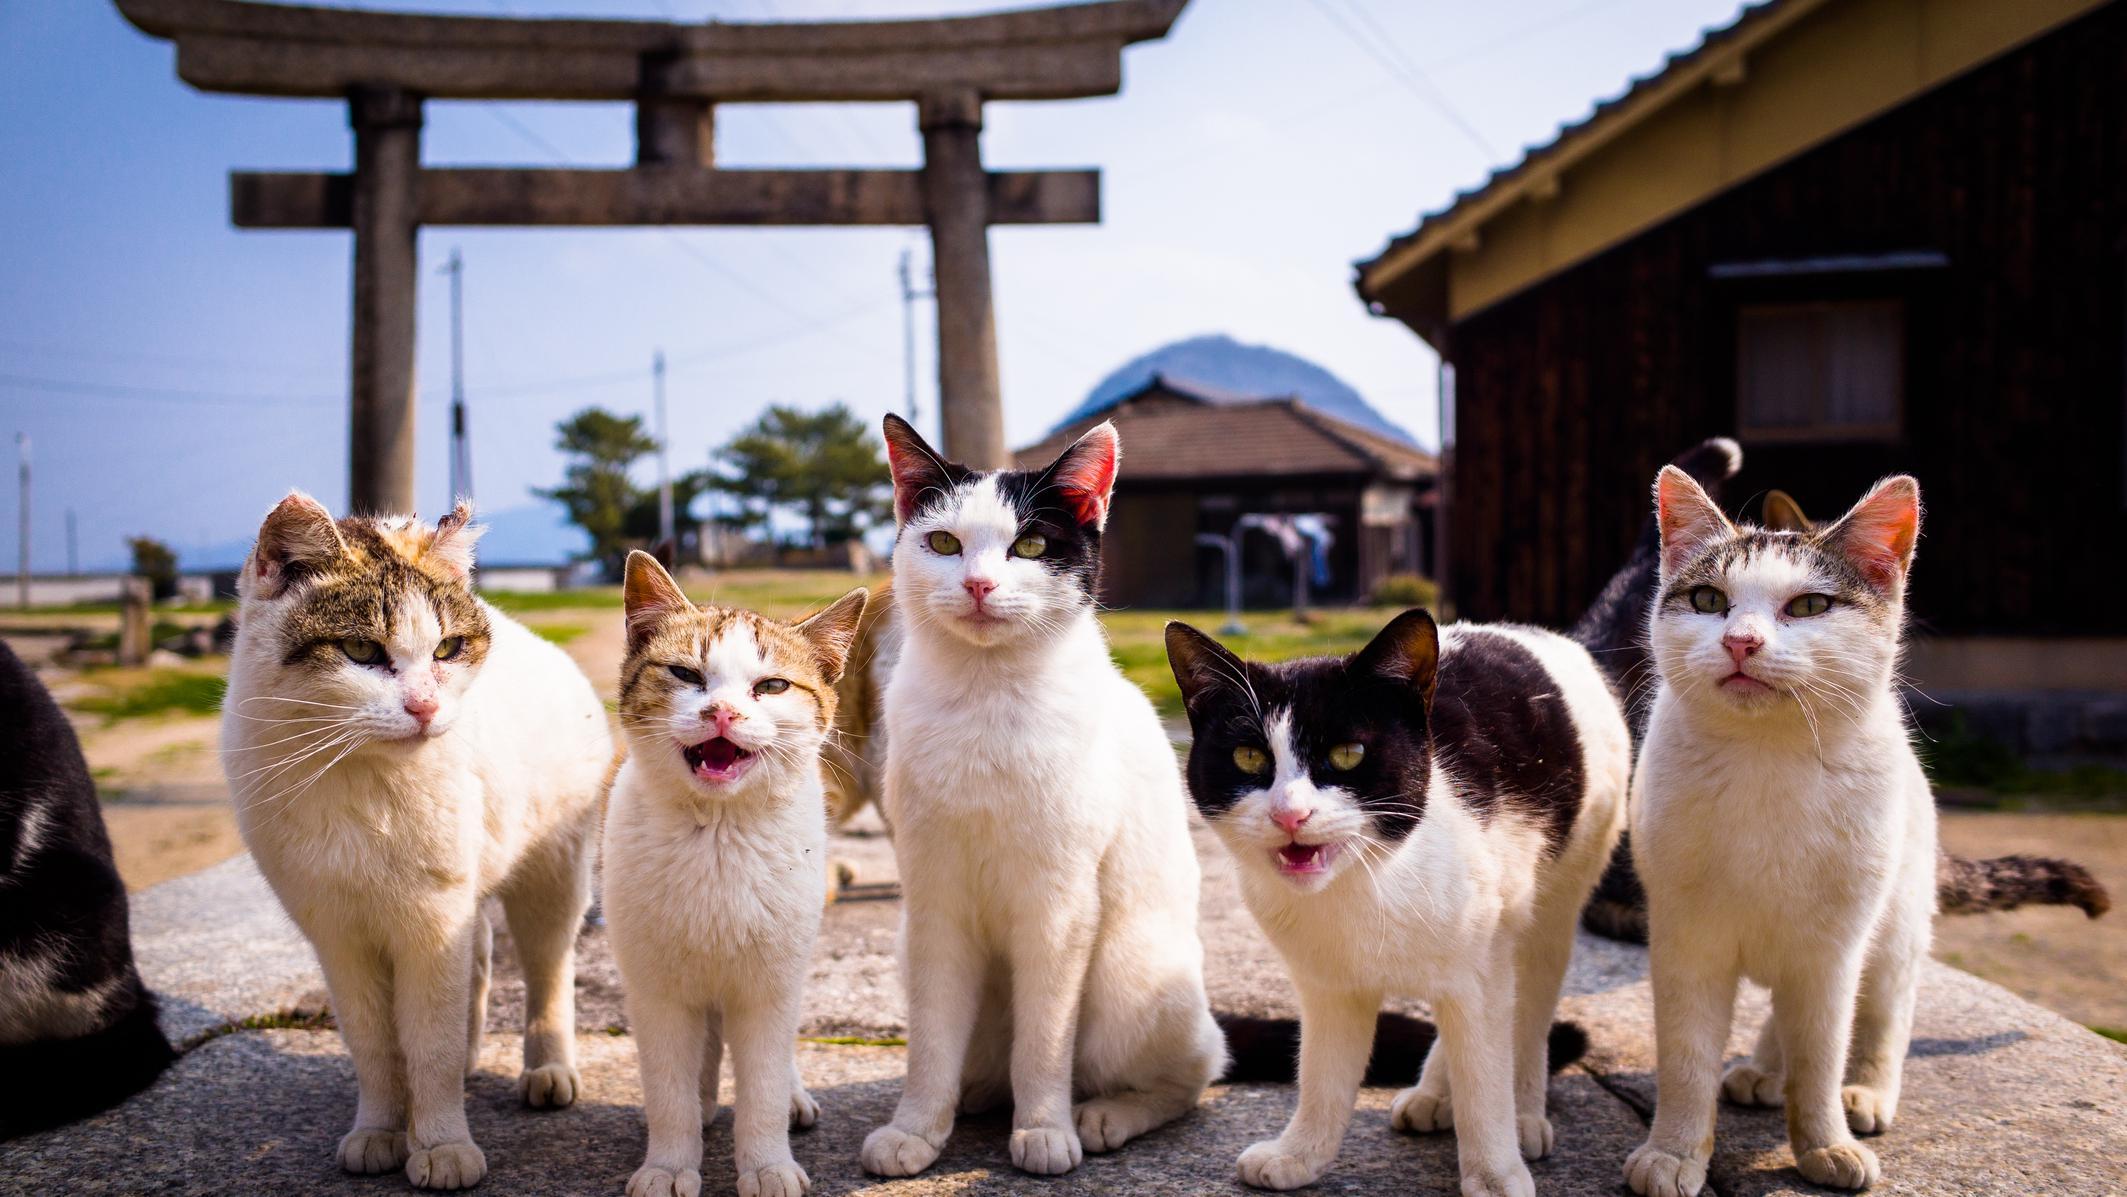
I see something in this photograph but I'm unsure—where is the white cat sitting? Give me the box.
[859,415,1228,1179]
[1625,471,1932,1195]
[602,552,868,1197]
[222,495,611,1190]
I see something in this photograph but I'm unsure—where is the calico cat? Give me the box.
[0,641,176,1138]
[1577,451,2107,944]
[1624,471,1933,1195]
[1167,610,1629,1197]
[221,494,612,1190]
[859,414,1228,1179]
[602,552,868,1197]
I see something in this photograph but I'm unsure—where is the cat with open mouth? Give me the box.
[1167,609,1630,1197]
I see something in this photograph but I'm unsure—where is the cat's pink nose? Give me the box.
[403,695,438,725]
[1270,806,1312,836]
[706,704,742,734]
[1723,631,1763,668]
[964,576,998,604]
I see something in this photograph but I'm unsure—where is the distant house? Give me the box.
[1355,0,2126,716]
[1015,374,1437,609]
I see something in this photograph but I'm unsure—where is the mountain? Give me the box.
[1057,334,1416,444]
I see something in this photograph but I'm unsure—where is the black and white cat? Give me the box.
[0,641,176,1138]
[1167,611,1629,1197]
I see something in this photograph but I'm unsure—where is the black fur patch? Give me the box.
[1171,621,1587,855]
[0,641,175,1139]
[1216,1011,1587,1085]
[991,467,1103,604]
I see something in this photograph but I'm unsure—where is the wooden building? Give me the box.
[1357,0,2126,698]
[1015,375,1437,608]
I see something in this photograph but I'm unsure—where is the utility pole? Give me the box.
[898,246,935,436]
[653,349,674,556]
[14,433,27,609]
[441,247,472,506]
[65,509,77,576]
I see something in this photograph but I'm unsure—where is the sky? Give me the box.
[0,0,1749,571]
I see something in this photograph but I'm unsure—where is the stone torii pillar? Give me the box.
[116,0,1188,511]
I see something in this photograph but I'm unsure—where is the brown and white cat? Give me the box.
[601,551,868,1197]
[221,495,611,1190]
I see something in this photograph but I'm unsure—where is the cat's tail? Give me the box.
[1937,852,2111,919]
[1214,1012,1588,1086]
[0,985,176,1140]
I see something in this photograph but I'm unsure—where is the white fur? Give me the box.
[1210,624,1629,1197]
[222,578,610,1190]
[603,617,832,1197]
[861,475,1226,1178]
[1626,515,1932,1196]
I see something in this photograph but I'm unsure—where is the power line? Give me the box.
[1302,0,1500,162]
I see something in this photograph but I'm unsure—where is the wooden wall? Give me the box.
[1444,1,2126,635]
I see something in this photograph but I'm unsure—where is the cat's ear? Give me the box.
[248,491,345,598]
[1165,621,1247,721]
[425,499,484,582]
[1819,475,1921,594]
[1352,608,1440,710]
[1760,489,1812,533]
[882,414,960,524]
[794,587,870,684]
[1655,464,1735,576]
[1047,421,1121,530]
[623,550,694,654]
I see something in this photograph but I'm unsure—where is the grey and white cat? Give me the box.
[1626,470,1932,1195]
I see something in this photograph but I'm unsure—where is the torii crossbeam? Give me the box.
[117,0,1186,514]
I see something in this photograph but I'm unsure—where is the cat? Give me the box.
[0,641,177,1138]
[1577,451,2108,944]
[819,579,897,832]
[220,494,612,1191]
[1624,470,1934,1195]
[858,414,1229,1179]
[1167,609,1630,1197]
[601,550,868,1197]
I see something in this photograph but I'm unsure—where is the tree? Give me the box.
[537,407,658,578]
[710,403,893,549]
[128,536,179,601]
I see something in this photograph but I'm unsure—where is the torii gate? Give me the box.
[116,0,1186,514]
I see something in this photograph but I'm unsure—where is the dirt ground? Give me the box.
[1934,811,2127,1032]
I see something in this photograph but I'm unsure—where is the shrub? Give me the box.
[1368,572,1440,610]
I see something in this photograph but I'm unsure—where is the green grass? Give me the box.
[529,622,589,646]
[801,1035,908,1047]
[70,669,226,723]
[1101,607,1389,719]
[485,571,881,620]
[1920,714,2127,808]
[2091,1026,2127,1045]
[483,588,625,613]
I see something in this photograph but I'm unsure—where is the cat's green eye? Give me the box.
[1328,742,1365,771]
[1689,586,1728,614]
[433,636,464,661]
[754,677,791,696]
[1232,745,1269,774]
[341,638,383,665]
[926,530,962,556]
[1785,593,1832,618]
[1011,533,1047,559]
[667,664,704,688]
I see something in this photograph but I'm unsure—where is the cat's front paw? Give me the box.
[1075,1096,1156,1153]
[626,1164,702,1197]
[1460,1161,1536,1197]
[860,1125,940,1177]
[1624,1141,1706,1197]
[1388,1086,1453,1133]
[336,1127,408,1174]
[789,1085,820,1130]
[1841,1085,1895,1135]
[1721,1061,1783,1107]
[1236,1139,1328,1191]
[1516,1113,1555,1160]
[521,1062,580,1109]
[737,1161,811,1197]
[1795,1141,1879,1190]
[406,1140,487,1190]
[1009,1124,1083,1175]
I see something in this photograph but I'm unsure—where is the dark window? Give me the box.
[1736,299,1904,441]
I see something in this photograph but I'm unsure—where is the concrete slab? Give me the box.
[0,1029,1647,1196]
[128,852,327,1044]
